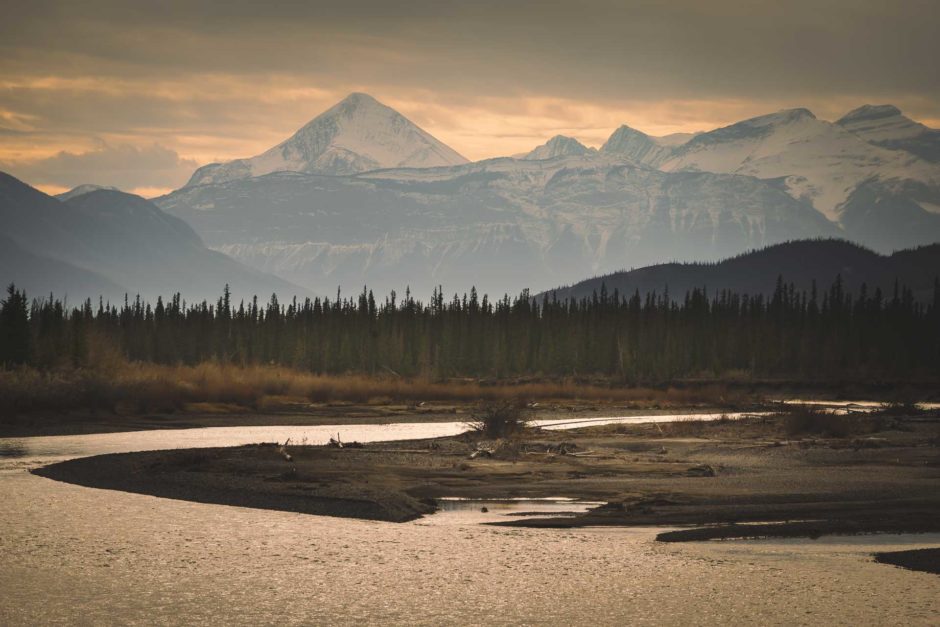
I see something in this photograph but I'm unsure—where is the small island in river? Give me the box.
[34,406,940,553]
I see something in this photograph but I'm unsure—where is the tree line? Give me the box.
[1,277,939,382]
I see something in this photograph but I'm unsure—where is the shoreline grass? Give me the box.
[0,362,761,418]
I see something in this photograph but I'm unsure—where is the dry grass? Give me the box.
[0,361,754,418]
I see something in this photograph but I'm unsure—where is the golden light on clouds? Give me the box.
[6,72,936,169]
[1,0,938,194]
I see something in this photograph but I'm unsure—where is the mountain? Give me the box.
[0,233,123,301]
[158,154,837,297]
[539,239,940,303]
[601,125,672,165]
[0,171,302,301]
[597,107,940,251]
[186,93,468,186]
[56,184,119,201]
[653,108,940,222]
[837,104,940,163]
[524,136,594,160]
[155,101,940,298]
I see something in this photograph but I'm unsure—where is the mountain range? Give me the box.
[539,239,940,304]
[4,92,940,301]
[157,93,940,297]
[0,172,301,302]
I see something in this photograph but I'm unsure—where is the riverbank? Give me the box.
[0,401,748,438]
[33,410,940,539]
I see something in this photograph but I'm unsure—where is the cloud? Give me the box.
[0,0,938,177]
[0,140,198,191]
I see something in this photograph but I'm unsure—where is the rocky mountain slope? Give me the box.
[159,154,837,297]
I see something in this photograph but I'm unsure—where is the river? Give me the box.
[1,413,938,625]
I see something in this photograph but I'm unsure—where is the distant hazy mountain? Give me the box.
[837,104,940,163]
[186,93,468,186]
[159,154,837,297]
[523,136,594,160]
[539,239,940,303]
[55,183,120,201]
[0,233,123,301]
[0,172,302,302]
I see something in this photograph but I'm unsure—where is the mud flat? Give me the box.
[33,412,940,538]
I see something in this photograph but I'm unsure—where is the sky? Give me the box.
[1,0,938,196]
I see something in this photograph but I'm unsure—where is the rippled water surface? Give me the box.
[2,414,938,625]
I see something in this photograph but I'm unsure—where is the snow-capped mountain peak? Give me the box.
[838,104,903,125]
[658,106,939,220]
[836,104,927,141]
[523,135,593,160]
[185,93,468,186]
[836,104,940,163]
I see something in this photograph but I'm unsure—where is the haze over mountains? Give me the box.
[157,93,940,297]
[0,173,301,302]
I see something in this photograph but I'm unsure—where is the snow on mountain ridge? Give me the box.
[601,125,671,165]
[654,107,940,221]
[160,153,840,296]
[836,104,940,163]
[523,135,594,160]
[56,184,120,201]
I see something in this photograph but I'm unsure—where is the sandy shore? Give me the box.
[33,412,940,542]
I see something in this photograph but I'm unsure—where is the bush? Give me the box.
[782,406,860,438]
[468,399,531,438]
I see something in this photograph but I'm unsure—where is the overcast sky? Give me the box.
[2,0,938,195]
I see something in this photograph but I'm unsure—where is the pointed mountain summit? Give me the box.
[601,125,672,165]
[837,104,940,163]
[523,135,593,160]
[186,93,468,186]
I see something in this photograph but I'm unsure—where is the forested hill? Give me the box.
[541,240,940,303]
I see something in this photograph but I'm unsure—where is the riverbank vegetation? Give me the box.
[1,277,938,420]
[0,362,755,420]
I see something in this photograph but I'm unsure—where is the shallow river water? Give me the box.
[2,414,938,625]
